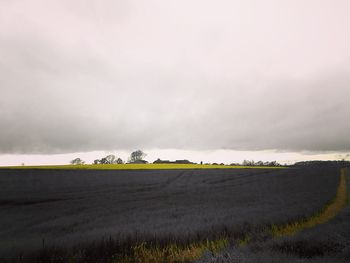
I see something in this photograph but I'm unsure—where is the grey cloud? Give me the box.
[0,0,349,154]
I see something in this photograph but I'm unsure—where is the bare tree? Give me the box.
[129,150,146,163]
[96,154,122,164]
[105,154,116,164]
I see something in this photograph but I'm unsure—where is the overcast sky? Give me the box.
[1,0,350,165]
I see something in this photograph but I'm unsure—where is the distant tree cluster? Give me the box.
[294,160,350,167]
[70,151,291,167]
[211,163,225,165]
[93,154,124,165]
[153,159,194,164]
[128,150,147,163]
[241,160,281,166]
[70,158,85,165]
[91,150,148,165]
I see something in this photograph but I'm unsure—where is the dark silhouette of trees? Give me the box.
[174,160,193,164]
[100,157,108,164]
[105,154,116,164]
[242,160,281,166]
[129,150,147,163]
[242,160,254,166]
[70,158,85,165]
[153,158,170,164]
[256,161,264,166]
[93,155,124,164]
[153,159,195,164]
[294,160,350,167]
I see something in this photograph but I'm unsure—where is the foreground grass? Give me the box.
[27,238,228,263]
[116,239,227,263]
[271,168,348,237]
[0,163,285,170]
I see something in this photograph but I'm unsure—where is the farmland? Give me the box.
[0,165,346,262]
[199,168,349,263]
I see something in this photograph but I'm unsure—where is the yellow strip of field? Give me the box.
[0,163,285,170]
[272,168,348,237]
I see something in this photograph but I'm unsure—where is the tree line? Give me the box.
[70,150,147,165]
[70,151,282,166]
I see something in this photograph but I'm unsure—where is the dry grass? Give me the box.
[115,239,228,263]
